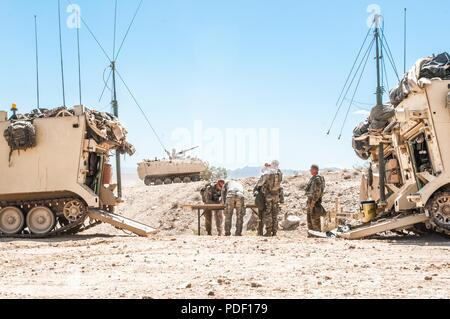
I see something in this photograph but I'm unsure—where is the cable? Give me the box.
[335,21,375,108]
[380,28,400,81]
[99,67,113,102]
[58,0,66,107]
[327,37,375,135]
[329,23,374,135]
[115,0,144,61]
[381,43,390,95]
[66,0,112,63]
[338,39,374,140]
[115,69,168,153]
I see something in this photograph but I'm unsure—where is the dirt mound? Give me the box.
[94,169,362,236]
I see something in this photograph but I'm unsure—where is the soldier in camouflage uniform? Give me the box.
[305,164,326,232]
[222,180,246,236]
[255,161,284,237]
[201,180,225,236]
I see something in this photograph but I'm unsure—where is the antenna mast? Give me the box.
[111,61,122,198]
[111,0,122,198]
[34,15,41,109]
[374,14,387,205]
[374,17,383,107]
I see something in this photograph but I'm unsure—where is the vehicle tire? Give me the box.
[0,207,25,235]
[26,206,56,235]
[183,177,192,183]
[144,176,152,186]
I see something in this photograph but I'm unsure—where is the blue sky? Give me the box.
[0,0,448,170]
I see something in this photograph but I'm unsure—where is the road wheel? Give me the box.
[144,176,153,186]
[183,177,192,183]
[427,192,450,234]
[164,178,172,185]
[173,178,182,184]
[155,179,163,185]
[26,206,56,235]
[0,207,25,235]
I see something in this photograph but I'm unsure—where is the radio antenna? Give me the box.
[76,9,82,105]
[34,15,41,109]
[403,8,407,74]
[57,0,66,107]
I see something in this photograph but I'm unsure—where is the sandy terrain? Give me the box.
[0,170,449,299]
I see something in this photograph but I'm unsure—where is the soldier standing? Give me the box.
[305,164,326,232]
[201,180,225,236]
[255,161,284,237]
[222,180,246,236]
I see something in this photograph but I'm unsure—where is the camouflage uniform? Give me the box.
[305,175,326,232]
[201,183,224,236]
[255,169,283,236]
[222,181,246,236]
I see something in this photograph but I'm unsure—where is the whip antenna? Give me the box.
[57,0,66,107]
[76,8,82,105]
[34,15,41,109]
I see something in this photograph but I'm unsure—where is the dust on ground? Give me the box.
[0,170,449,299]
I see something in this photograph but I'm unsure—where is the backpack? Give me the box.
[4,121,37,151]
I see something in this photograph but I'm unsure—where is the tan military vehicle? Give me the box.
[0,105,154,238]
[349,53,450,238]
[137,147,208,186]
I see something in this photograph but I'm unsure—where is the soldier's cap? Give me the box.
[311,164,320,170]
[271,160,280,167]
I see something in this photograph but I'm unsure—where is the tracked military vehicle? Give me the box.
[0,105,155,238]
[350,53,450,238]
[137,147,208,186]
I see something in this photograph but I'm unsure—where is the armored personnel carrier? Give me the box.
[137,147,208,186]
[0,105,155,238]
[348,53,450,238]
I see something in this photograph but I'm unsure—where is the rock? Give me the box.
[251,282,263,288]
[424,276,433,281]
[280,215,301,230]
[208,291,215,296]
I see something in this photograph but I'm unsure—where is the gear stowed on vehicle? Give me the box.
[0,105,155,238]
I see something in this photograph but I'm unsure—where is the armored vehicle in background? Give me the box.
[138,147,208,186]
[0,105,154,238]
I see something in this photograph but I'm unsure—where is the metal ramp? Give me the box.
[88,210,158,237]
[338,213,429,240]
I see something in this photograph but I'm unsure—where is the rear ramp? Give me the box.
[88,210,158,237]
[338,213,429,240]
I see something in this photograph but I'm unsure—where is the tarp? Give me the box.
[352,121,371,160]
[390,52,450,107]
[369,104,395,131]
[6,106,135,156]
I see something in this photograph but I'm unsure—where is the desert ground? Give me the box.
[0,170,449,299]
